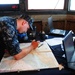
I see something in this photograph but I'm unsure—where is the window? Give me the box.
[0,0,19,4]
[69,0,75,11]
[27,0,65,10]
[0,0,20,11]
[25,0,66,14]
[0,0,20,16]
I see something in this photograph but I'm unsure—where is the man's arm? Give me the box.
[2,23,39,60]
[14,40,39,60]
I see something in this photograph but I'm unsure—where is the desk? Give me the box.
[0,34,75,75]
[1,68,74,75]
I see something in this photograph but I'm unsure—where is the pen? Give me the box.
[38,43,43,48]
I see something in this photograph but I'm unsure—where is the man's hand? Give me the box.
[31,40,40,49]
[14,40,40,60]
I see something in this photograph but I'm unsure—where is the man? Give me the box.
[0,14,39,61]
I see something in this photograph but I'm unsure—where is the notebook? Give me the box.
[62,30,75,70]
[48,17,66,36]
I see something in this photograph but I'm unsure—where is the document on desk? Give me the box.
[45,38,63,46]
[0,41,59,73]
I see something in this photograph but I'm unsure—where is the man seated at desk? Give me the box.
[0,14,39,61]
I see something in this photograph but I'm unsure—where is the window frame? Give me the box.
[25,0,67,14]
[67,0,75,14]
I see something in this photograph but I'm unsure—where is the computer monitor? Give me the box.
[63,31,74,63]
[48,16,66,36]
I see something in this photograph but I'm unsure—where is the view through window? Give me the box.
[28,0,65,10]
[69,0,75,11]
[0,0,19,4]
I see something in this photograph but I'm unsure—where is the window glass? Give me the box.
[28,0,65,10]
[0,0,19,4]
[70,0,75,11]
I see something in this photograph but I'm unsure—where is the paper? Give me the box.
[0,42,59,73]
[36,42,52,52]
[45,38,63,46]
[20,43,31,49]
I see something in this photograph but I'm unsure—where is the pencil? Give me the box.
[38,43,43,48]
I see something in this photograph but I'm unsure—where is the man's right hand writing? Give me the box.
[31,40,40,49]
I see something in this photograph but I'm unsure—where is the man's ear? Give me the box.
[22,20,26,26]
[22,21,24,26]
